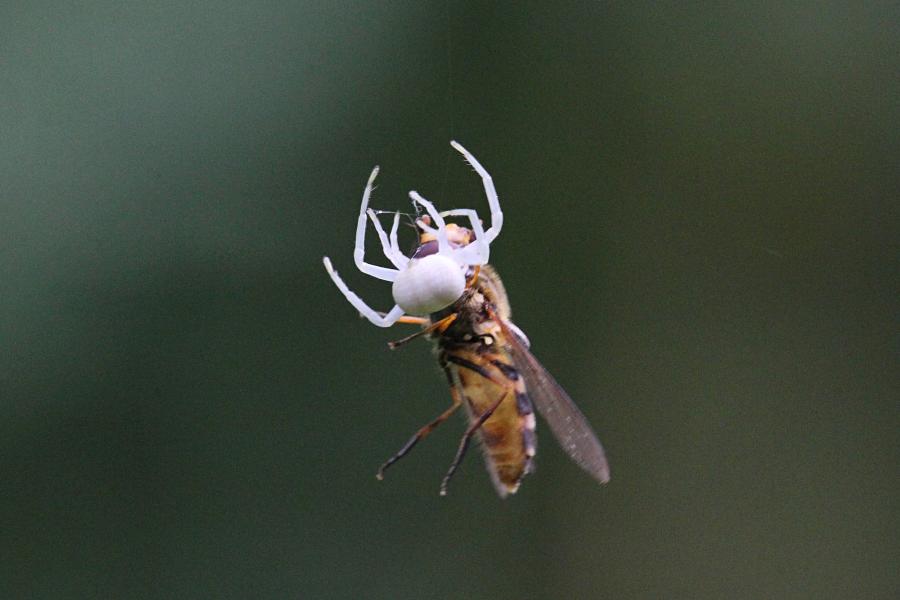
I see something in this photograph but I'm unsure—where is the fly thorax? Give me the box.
[392,254,465,315]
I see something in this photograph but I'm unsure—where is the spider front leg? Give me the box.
[440,208,489,265]
[322,257,405,327]
[408,191,450,254]
[366,209,407,269]
[450,141,503,244]
[353,166,399,282]
[388,211,403,261]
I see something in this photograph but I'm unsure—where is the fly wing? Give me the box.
[496,317,611,484]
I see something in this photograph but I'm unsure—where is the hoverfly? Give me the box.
[323,141,609,497]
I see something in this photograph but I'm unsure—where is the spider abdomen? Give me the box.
[392,254,465,315]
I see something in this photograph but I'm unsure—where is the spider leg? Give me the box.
[388,211,403,259]
[414,213,438,235]
[415,218,437,235]
[409,191,450,255]
[366,209,407,269]
[323,257,405,327]
[353,166,399,282]
[450,141,503,244]
[440,208,489,265]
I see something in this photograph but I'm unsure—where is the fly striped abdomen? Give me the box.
[446,346,536,497]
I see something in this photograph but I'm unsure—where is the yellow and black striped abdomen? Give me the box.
[447,346,536,497]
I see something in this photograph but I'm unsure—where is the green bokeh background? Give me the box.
[1,2,897,599]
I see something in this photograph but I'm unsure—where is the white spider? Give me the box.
[322,141,503,327]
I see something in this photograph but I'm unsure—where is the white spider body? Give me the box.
[392,254,466,315]
[323,141,502,327]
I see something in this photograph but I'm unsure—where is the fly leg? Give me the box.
[439,390,505,496]
[394,315,430,325]
[376,366,463,480]
[438,354,516,496]
[387,313,457,350]
[466,265,480,288]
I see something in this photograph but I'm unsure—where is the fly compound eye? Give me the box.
[391,255,465,315]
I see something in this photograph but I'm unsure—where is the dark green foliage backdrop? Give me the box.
[1,2,897,598]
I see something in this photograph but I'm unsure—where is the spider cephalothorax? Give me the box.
[323,141,503,326]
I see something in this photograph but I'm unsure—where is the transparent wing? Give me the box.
[496,317,610,484]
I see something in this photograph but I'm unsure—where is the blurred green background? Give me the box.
[1,2,897,598]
